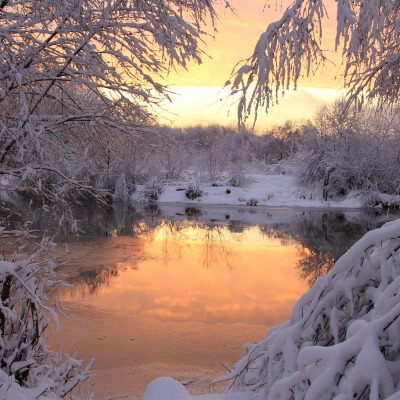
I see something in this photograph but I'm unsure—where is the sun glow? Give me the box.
[162,85,343,130]
[161,0,346,130]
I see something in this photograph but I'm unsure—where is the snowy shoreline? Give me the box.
[131,174,398,210]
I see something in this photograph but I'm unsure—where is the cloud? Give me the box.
[162,86,343,130]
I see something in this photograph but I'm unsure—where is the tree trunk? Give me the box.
[323,168,334,201]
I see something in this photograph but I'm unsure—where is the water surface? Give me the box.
[45,204,396,398]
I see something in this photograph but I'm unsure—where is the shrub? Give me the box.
[227,173,247,188]
[0,230,92,399]
[185,183,203,200]
[247,198,258,206]
[143,177,163,202]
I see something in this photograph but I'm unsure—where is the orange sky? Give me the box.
[161,0,346,131]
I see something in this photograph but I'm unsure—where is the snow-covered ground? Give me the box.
[131,174,395,209]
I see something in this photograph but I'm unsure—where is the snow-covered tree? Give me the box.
[294,101,400,200]
[231,0,400,124]
[0,0,221,202]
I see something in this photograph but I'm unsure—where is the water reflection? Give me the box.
[292,212,386,285]
[3,195,396,293]
[50,205,397,293]
[59,225,304,327]
[297,247,335,286]
[152,222,239,270]
[72,263,139,296]
[57,207,397,326]
[41,204,398,397]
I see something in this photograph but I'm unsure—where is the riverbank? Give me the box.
[131,174,400,209]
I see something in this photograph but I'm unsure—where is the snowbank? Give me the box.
[142,377,248,400]
[131,174,397,209]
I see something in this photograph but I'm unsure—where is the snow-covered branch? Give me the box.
[230,0,327,124]
[0,230,93,399]
[234,0,400,122]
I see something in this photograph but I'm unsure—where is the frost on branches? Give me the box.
[232,0,400,123]
[0,0,221,202]
[0,228,93,399]
[216,219,400,399]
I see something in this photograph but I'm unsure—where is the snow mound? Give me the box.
[212,218,400,399]
[143,377,249,400]
[143,377,190,400]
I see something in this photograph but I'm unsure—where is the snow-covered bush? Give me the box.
[360,192,400,210]
[218,218,400,399]
[185,183,203,200]
[264,162,292,175]
[246,198,258,206]
[227,173,248,188]
[294,103,400,200]
[142,177,163,202]
[0,229,92,399]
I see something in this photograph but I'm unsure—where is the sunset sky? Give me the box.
[161,0,346,131]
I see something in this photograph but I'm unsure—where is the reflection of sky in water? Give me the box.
[48,213,391,396]
[60,224,306,327]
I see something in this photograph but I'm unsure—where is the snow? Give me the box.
[131,174,378,209]
[215,218,400,399]
[143,378,249,400]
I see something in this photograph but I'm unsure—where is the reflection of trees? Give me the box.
[257,211,397,286]
[259,225,293,241]
[283,212,393,286]
[297,247,335,286]
[227,220,245,233]
[68,264,138,296]
[66,220,240,295]
[1,196,144,237]
[7,198,397,292]
[293,213,369,285]
[200,224,234,270]
[151,220,188,262]
[141,220,238,270]
[72,267,120,295]
[185,207,202,220]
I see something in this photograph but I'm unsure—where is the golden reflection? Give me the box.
[58,224,307,327]
[47,210,392,397]
[50,222,308,397]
